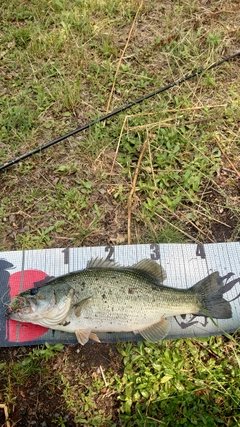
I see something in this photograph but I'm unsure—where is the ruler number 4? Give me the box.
[196,244,206,259]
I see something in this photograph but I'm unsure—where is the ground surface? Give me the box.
[0,0,240,426]
[0,343,123,426]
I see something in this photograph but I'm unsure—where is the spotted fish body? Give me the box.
[7,258,232,345]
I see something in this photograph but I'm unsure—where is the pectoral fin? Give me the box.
[73,297,92,317]
[136,318,170,343]
[75,328,101,345]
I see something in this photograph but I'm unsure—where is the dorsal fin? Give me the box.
[86,257,121,269]
[132,259,167,283]
[86,257,167,283]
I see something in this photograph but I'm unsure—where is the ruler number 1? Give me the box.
[62,247,70,264]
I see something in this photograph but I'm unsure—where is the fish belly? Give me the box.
[58,290,197,334]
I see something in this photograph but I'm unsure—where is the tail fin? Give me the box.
[192,272,232,319]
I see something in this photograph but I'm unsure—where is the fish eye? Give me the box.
[30,288,39,295]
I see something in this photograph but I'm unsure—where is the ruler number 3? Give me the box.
[150,244,160,260]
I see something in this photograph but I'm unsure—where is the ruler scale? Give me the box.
[0,242,240,347]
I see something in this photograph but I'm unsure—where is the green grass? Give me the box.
[0,343,64,404]
[59,370,113,426]
[116,337,240,426]
[1,337,239,426]
[0,0,240,424]
[1,0,239,247]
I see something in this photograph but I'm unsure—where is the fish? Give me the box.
[7,257,232,345]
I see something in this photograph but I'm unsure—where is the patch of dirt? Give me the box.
[0,407,7,426]
[0,343,123,427]
[182,166,240,243]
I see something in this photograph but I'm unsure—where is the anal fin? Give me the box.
[136,318,170,343]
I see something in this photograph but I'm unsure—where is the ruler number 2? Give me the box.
[105,246,115,261]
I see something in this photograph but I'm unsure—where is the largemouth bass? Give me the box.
[7,258,232,345]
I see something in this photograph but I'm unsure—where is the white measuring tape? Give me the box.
[1,242,240,346]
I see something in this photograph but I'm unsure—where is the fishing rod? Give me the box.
[1,51,240,173]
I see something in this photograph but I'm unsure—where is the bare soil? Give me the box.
[0,343,123,426]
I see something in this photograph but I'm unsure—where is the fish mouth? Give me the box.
[7,310,25,321]
[7,296,34,318]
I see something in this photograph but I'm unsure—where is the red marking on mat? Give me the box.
[7,270,49,342]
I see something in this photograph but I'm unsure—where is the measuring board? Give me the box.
[0,242,240,347]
